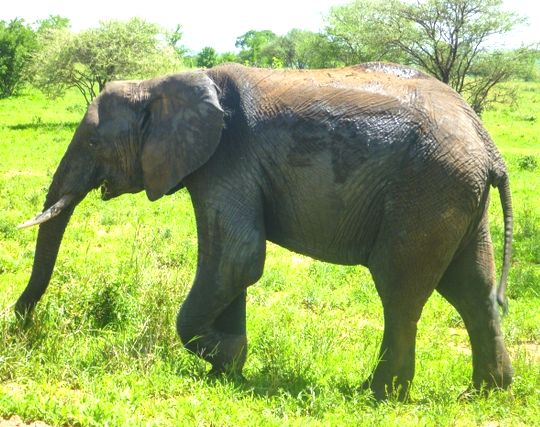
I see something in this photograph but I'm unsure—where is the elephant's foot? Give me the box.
[208,366,247,383]
[361,365,412,401]
[458,379,512,402]
[362,378,411,402]
[207,333,248,378]
[472,337,513,392]
[182,329,248,378]
[472,370,513,393]
[14,297,36,327]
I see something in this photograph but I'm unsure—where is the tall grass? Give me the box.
[0,84,539,426]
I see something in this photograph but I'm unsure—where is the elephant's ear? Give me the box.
[141,73,224,201]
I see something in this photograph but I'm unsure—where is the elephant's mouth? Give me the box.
[100,181,113,201]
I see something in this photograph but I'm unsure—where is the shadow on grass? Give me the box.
[7,121,79,131]
[207,367,376,405]
[244,370,314,398]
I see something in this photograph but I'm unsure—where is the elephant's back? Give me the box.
[210,62,453,110]
[210,63,481,149]
[211,62,494,179]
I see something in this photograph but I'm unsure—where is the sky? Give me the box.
[2,0,539,53]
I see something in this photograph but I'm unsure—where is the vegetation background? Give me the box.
[0,0,539,425]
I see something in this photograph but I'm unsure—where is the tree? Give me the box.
[465,48,537,113]
[31,18,181,104]
[273,29,341,69]
[166,24,188,58]
[388,0,524,87]
[235,30,278,66]
[0,18,36,98]
[35,15,70,34]
[234,29,338,69]
[218,52,239,64]
[196,47,218,68]
[325,0,407,64]
[325,0,533,112]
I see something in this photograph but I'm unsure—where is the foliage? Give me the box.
[325,0,408,64]
[464,48,535,113]
[388,0,522,83]
[165,24,189,59]
[517,155,538,171]
[235,30,278,66]
[0,80,539,426]
[266,29,342,69]
[196,47,218,68]
[232,29,339,69]
[218,52,240,64]
[30,18,181,105]
[324,0,535,113]
[34,15,70,34]
[0,19,36,98]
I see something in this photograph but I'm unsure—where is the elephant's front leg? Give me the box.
[178,289,249,376]
[176,203,266,376]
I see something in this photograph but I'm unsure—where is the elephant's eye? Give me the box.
[88,138,100,149]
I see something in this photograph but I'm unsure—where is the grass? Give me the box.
[0,83,539,426]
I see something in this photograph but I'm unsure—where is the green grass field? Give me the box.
[0,81,539,426]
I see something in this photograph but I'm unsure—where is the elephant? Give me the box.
[14,62,513,400]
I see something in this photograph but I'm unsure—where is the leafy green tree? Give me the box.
[234,29,338,69]
[196,47,218,68]
[325,0,533,113]
[166,24,188,58]
[325,0,407,64]
[273,29,341,69]
[0,18,36,98]
[218,52,239,64]
[35,15,70,34]
[235,30,278,66]
[465,48,537,113]
[31,18,181,104]
[387,0,524,88]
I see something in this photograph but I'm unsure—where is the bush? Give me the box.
[0,19,36,98]
[518,155,538,171]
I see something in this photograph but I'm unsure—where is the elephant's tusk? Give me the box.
[17,194,75,229]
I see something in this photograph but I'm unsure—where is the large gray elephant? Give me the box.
[15,62,513,400]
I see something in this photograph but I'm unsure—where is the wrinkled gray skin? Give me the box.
[15,63,513,400]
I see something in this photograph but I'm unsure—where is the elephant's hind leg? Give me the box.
[366,260,443,400]
[366,200,467,400]
[437,219,512,391]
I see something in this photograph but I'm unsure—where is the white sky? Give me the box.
[1,0,539,53]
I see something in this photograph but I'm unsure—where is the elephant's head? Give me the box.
[15,72,224,316]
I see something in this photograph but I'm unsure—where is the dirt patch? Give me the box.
[0,416,51,427]
[446,333,540,364]
[515,342,540,364]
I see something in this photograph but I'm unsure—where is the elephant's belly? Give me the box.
[268,234,373,266]
[264,189,384,266]
[261,135,392,265]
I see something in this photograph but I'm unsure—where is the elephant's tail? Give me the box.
[494,172,513,314]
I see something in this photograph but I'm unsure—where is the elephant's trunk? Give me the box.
[15,153,93,318]
[15,202,77,317]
